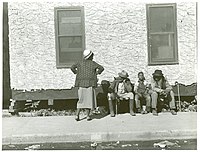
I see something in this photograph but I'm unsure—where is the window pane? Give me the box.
[58,10,82,35]
[59,52,82,63]
[149,6,174,33]
[150,34,175,61]
[59,36,82,50]
[59,36,82,63]
[59,23,82,35]
[58,10,81,19]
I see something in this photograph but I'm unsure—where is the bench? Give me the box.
[8,81,197,114]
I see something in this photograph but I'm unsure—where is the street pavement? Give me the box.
[2,112,197,145]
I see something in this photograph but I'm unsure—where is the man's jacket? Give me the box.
[108,77,133,94]
[151,77,172,93]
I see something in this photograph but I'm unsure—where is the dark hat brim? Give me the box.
[152,73,163,76]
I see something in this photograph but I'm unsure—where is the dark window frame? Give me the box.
[146,3,178,65]
[54,6,85,68]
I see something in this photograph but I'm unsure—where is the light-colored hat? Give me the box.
[83,50,93,59]
[118,70,129,78]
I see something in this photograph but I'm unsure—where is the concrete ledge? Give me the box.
[11,82,197,101]
[2,130,197,145]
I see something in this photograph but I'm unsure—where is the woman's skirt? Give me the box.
[77,87,97,109]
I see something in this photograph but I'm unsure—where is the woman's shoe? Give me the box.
[75,115,80,121]
[130,111,136,116]
[110,112,115,117]
[87,116,92,121]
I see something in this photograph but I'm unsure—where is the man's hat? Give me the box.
[152,70,163,77]
[118,70,129,78]
[83,50,93,59]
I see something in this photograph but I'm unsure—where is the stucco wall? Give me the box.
[8,2,197,90]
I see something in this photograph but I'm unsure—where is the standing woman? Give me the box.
[71,50,104,121]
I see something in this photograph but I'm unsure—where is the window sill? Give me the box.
[148,61,179,66]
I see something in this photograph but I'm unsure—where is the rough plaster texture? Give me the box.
[8,2,197,90]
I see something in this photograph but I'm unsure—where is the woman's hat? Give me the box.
[152,70,163,77]
[83,50,93,59]
[118,70,129,78]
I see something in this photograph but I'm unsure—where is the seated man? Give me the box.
[134,72,151,114]
[107,70,135,117]
[150,70,177,116]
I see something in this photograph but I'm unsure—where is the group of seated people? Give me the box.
[107,69,177,117]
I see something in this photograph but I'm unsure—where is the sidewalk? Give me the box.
[2,112,197,145]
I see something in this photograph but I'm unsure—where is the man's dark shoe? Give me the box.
[141,110,148,114]
[152,109,158,116]
[75,115,80,121]
[171,110,177,115]
[146,106,151,113]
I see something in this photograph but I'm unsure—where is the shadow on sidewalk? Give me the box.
[90,113,109,120]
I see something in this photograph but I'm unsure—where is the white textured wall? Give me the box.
[8,2,197,90]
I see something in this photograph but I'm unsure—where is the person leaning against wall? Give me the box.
[71,50,104,121]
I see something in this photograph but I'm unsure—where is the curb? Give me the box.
[2,130,197,145]
[2,110,12,117]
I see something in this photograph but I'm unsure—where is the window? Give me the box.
[54,7,85,68]
[146,3,178,65]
